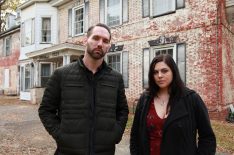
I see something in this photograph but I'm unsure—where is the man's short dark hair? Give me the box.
[87,23,111,41]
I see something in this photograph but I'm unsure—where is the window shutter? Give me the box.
[84,2,89,32]
[9,37,12,55]
[99,0,105,23]
[122,51,129,88]
[68,8,72,36]
[2,38,5,56]
[122,0,128,23]
[142,0,150,17]
[21,22,24,47]
[176,0,185,9]
[177,43,186,83]
[143,48,150,88]
[31,18,35,44]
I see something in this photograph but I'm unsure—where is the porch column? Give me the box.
[63,55,71,66]
[34,61,40,87]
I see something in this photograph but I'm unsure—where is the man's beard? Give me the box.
[87,45,106,60]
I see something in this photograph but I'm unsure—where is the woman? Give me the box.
[130,54,216,155]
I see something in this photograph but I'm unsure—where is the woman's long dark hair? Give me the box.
[147,54,185,102]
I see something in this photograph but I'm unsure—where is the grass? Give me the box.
[125,115,234,154]
[211,120,234,154]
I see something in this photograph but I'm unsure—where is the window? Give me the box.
[22,18,35,46]
[20,64,31,91]
[74,7,84,35]
[25,64,31,91]
[142,0,184,17]
[40,63,51,87]
[106,51,129,87]
[68,2,89,36]
[143,43,186,88]
[4,69,10,88]
[107,53,121,72]
[4,36,11,56]
[41,18,51,43]
[100,0,128,27]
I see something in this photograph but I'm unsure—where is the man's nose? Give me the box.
[97,39,103,46]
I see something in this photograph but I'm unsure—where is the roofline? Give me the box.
[0,25,20,38]
[49,0,70,7]
[18,0,49,10]
[26,42,85,58]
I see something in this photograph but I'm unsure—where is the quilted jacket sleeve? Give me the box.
[115,76,129,144]
[38,69,61,141]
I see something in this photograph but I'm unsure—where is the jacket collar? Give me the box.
[163,87,195,131]
[77,55,110,73]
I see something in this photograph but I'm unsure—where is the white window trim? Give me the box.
[150,44,177,62]
[104,0,123,27]
[105,51,123,73]
[20,64,31,92]
[23,18,35,46]
[72,5,85,36]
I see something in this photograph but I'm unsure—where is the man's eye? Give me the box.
[103,39,109,43]
[93,36,99,40]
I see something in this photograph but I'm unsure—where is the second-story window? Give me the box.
[41,18,51,43]
[143,0,185,17]
[100,0,128,27]
[4,36,11,56]
[21,18,35,46]
[74,7,84,35]
[68,1,89,37]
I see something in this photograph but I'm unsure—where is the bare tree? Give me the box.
[0,0,6,33]
[0,0,21,32]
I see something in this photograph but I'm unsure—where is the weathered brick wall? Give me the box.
[0,30,20,95]
[58,0,234,119]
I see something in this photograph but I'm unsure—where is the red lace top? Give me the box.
[146,100,166,155]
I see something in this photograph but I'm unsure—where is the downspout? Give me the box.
[215,0,222,115]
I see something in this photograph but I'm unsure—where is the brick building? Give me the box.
[0,13,20,95]
[18,0,234,119]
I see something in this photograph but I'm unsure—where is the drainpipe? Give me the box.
[215,0,222,115]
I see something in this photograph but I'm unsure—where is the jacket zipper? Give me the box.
[89,75,96,155]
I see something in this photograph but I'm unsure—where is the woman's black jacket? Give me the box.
[130,88,216,155]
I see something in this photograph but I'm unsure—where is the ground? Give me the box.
[0,96,233,155]
[0,96,129,155]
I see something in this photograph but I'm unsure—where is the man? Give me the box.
[38,23,129,155]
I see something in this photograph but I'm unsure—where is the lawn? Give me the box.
[125,114,234,154]
[212,120,234,154]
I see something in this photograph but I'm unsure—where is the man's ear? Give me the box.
[83,37,88,45]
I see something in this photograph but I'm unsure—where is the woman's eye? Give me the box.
[161,69,168,73]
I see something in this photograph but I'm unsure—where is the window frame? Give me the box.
[142,0,185,18]
[100,0,128,27]
[40,62,51,87]
[4,36,12,56]
[72,5,85,36]
[22,18,35,46]
[106,51,123,73]
[41,17,51,43]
